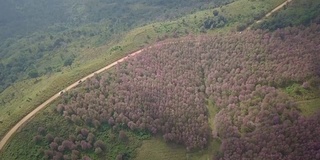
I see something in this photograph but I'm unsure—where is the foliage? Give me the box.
[0,0,318,159]
[57,48,211,150]
[57,24,319,158]
[197,25,319,159]
[297,98,320,116]
[202,15,227,29]
[28,69,39,78]
[1,0,237,94]
[1,23,320,159]
[0,0,285,95]
[0,0,287,141]
[199,0,286,32]
[0,102,149,160]
[254,0,320,30]
[63,57,74,67]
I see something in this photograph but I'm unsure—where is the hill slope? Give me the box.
[0,0,285,141]
[1,23,319,159]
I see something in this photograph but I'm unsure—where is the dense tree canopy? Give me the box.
[50,24,320,159]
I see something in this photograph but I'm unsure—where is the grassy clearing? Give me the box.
[297,98,320,116]
[135,137,187,160]
[283,83,318,100]
[281,79,320,116]
[207,100,219,131]
[135,137,221,160]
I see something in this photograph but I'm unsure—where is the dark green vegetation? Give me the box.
[254,0,320,30]
[0,0,237,42]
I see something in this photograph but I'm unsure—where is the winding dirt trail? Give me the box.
[256,0,292,24]
[0,0,294,152]
[245,0,293,30]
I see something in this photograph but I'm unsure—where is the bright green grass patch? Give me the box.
[135,137,187,160]
[283,82,320,101]
[135,137,221,160]
[207,99,219,132]
[297,98,320,116]
[284,83,310,99]
[281,78,320,116]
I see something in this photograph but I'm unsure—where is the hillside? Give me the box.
[0,0,237,42]
[1,23,319,159]
[0,0,285,141]
[1,0,320,159]
[253,0,320,30]
[1,0,235,93]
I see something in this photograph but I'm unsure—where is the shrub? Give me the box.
[94,140,106,151]
[33,135,42,144]
[119,131,128,141]
[45,134,54,143]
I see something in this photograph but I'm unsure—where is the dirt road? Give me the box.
[0,49,144,151]
[256,0,292,24]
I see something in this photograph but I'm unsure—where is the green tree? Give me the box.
[28,70,39,78]
[64,58,74,67]
[213,10,219,16]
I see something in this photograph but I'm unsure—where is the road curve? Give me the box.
[0,48,144,151]
[256,0,293,24]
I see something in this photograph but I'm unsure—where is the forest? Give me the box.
[58,24,320,159]
[2,22,319,159]
[1,0,320,159]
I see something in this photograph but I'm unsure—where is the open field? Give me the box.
[135,137,221,160]
[297,98,320,116]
